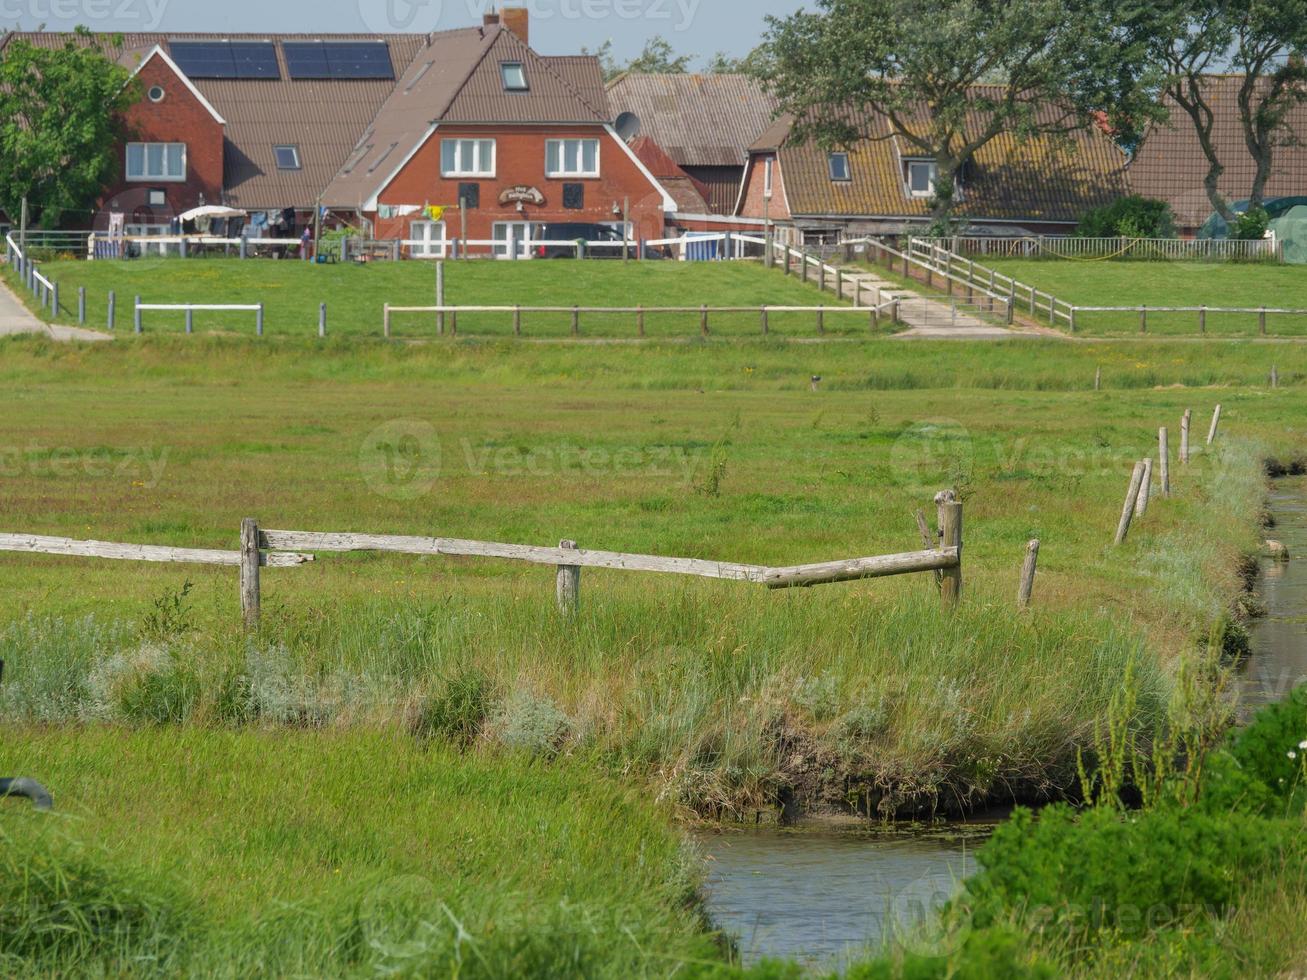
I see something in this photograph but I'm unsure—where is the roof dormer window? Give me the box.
[905,158,937,198]
[828,152,851,182]
[501,62,528,91]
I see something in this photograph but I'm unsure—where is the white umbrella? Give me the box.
[178,205,248,222]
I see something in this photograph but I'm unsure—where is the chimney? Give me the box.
[500,6,529,46]
[483,11,500,28]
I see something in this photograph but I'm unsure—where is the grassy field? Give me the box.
[983,259,1307,337]
[3,257,873,339]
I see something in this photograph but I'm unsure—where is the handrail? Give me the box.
[903,238,1075,328]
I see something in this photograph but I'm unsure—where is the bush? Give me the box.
[845,927,1056,980]
[1231,206,1270,241]
[1224,690,1307,810]
[411,667,494,747]
[1077,196,1176,239]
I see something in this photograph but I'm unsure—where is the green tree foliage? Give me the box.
[1153,0,1307,222]
[705,47,771,76]
[586,36,694,81]
[0,30,138,228]
[757,0,1165,229]
[1077,195,1178,238]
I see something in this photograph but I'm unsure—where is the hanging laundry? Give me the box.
[396,204,422,217]
[378,205,395,220]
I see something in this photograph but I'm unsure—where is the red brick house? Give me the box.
[3,9,677,253]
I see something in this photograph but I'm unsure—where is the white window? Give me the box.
[828,152,851,182]
[501,62,528,91]
[441,139,496,177]
[274,145,301,171]
[545,139,600,178]
[763,157,774,198]
[126,142,186,182]
[905,159,937,197]
[410,220,446,258]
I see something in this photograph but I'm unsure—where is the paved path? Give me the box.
[0,277,111,342]
[838,269,1022,340]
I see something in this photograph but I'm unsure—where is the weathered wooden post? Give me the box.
[185,308,193,334]
[1271,365,1279,389]
[1259,307,1267,336]
[571,306,580,336]
[1159,428,1171,497]
[816,305,825,335]
[256,304,265,337]
[1180,410,1192,464]
[240,517,261,629]
[513,305,522,337]
[1135,458,1153,517]
[319,302,327,338]
[760,307,769,335]
[701,305,709,337]
[637,306,646,337]
[556,540,580,615]
[384,303,391,338]
[51,281,59,316]
[1094,367,1102,391]
[937,490,963,608]
[1018,539,1040,609]
[800,251,809,284]
[134,296,142,334]
[1116,461,1148,545]
[77,287,85,325]
[1199,306,1207,335]
[1139,305,1147,334]
[1207,405,1222,446]
[108,291,116,331]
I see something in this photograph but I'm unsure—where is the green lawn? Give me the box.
[983,259,1307,337]
[5,257,872,339]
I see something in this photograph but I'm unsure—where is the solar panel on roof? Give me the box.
[283,41,393,80]
[169,41,280,80]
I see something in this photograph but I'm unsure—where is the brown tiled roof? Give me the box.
[1129,75,1307,227]
[629,136,710,213]
[683,166,745,215]
[3,31,429,210]
[753,96,1128,223]
[323,26,611,208]
[606,73,778,167]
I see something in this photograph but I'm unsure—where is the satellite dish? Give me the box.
[615,112,642,141]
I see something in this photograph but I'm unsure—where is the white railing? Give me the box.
[134,298,265,336]
[902,238,1075,329]
[915,235,1281,263]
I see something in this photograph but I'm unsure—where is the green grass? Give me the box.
[4,257,872,339]
[983,259,1307,337]
[0,728,722,977]
[0,335,1295,815]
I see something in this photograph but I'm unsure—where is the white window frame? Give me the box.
[409,219,447,259]
[545,139,600,179]
[273,145,302,171]
[828,152,851,182]
[905,159,937,198]
[763,157,774,198]
[501,62,528,91]
[126,142,186,182]
[441,138,496,178]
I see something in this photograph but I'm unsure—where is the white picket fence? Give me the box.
[915,235,1281,263]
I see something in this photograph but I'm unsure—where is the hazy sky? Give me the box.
[2,0,808,64]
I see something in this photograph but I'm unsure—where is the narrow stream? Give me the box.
[698,477,1307,972]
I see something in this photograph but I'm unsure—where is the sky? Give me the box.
[1,0,808,65]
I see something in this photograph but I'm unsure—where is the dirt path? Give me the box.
[0,278,111,342]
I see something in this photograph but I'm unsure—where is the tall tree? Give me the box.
[1155,0,1307,223]
[758,0,1164,231]
[586,36,695,82]
[0,29,137,228]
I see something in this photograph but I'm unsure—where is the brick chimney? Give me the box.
[500,6,529,45]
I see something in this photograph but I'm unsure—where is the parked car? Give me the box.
[531,223,664,259]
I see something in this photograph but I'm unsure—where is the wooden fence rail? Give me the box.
[0,494,963,625]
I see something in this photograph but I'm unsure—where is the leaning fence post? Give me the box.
[1116,461,1148,545]
[1135,458,1153,517]
[937,490,962,608]
[556,539,580,615]
[1159,428,1171,497]
[1207,405,1222,446]
[1180,410,1192,464]
[134,296,142,334]
[240,517,261,629]
[1018,539,1040,609]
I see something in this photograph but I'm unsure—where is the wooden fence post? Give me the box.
[937,490,962,608]
[514,305,522,337]
[1159,428,1171,497]
[383,303,391,338]
[1181,410,1192,464]
[1135,458,1153,517]
[572,306,580,336]
[1139,305,1147,334]
[1094,367,1102,391]
[1259,307,1267,336]
[1271,365,1279,389]
[134,296,142,334]
[436,260,446,336]
[556,540,580,615]
[1199,306,1207,335]
[700,305,709,337]
[256,304,265,337]
[760,307,769,335]
[1018,539,1040,609]
[240,517,261,629]
[185,308,193,335]
[108,290,116,331]
[319,302,327,338]
[1207,405,1222,446]
[816,305,825,335]
[1116,461,1148,545]
[637,306,646,337]
[77,287,85,325]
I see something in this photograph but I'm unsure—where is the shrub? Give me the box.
[1231,206,1270,241]
[86,643,200,725]
[1076,196,1176,239]
[411,667,494,747]
[491,690,573,757]
[1223,691,1307,811]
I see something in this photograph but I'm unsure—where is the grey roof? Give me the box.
[606,73,778,168]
